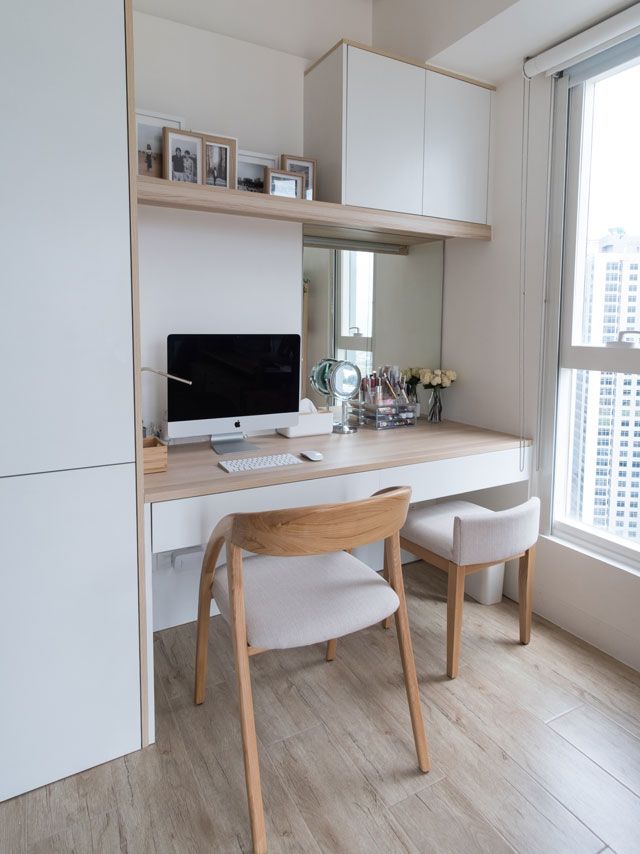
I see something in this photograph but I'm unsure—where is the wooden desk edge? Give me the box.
[144,422,533,504]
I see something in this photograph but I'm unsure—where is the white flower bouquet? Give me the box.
[402,367,458,422]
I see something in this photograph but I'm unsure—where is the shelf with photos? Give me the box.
[135,109,492,246]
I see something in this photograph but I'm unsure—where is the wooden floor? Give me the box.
[3,562,640,853]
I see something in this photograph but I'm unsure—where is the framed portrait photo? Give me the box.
[280,154,317,200]
[237,150,279,193]
[265,168,305,199]
[136,109,184,178]
[162,128,203,184]
[202,133,237,189]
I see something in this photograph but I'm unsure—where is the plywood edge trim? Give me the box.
[304,38,497,91]
[136,177,492,242]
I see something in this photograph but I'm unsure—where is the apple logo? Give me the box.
[234,420,241,428]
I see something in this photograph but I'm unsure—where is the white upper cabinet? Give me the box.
[0,0,135,477]
[304,43,491,224]
[344,47,425,214]
[423,71,491,223]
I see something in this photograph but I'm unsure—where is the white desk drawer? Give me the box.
[151,470,379,553]
[378,447,531,504]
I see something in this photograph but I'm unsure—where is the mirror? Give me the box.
[302,241,444,409]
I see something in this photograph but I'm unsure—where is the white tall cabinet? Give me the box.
[0,1,141,800]
[304,42,492,224]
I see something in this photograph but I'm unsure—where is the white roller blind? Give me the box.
[524,3,640,78]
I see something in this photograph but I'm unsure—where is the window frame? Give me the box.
[548,54,640,570]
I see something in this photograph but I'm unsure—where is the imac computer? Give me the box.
[166,333,300,454]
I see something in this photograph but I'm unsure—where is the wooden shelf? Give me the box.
[136,176,491,247]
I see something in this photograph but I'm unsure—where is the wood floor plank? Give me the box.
[424,664,640,853]
[405,563,640,737]
[267,723,420,853]
[344,623,603,854]
[0,795,26,854]
[549,703,640,797]
[392,778,516,854]
[4,559,640,854]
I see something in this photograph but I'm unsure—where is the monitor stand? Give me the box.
[211,433,259,455]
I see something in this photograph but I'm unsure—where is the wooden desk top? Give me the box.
[144,420,530,504]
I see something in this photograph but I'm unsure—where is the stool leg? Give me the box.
[326,638,337,661]
[519,545,536,645]
[447,563,465,679]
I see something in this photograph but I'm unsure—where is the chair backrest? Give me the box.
[452,496,540,566]
[229,486,411,557]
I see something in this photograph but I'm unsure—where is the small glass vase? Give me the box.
[427,387,443,422]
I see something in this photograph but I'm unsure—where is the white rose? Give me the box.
[432,375,441,385]
[441,377,451,387]
[447,370,457,381]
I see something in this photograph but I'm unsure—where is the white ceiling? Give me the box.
[428,0,637,83]
[133,0,373,60]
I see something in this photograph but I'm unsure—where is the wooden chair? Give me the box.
[194,486,429,854]
[397,497,540,679]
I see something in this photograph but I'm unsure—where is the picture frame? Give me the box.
[202,133,237,189]
[265,168,305,199]
[280,154,317,200]
[237,150,279,193]
[162,128,203,184]
[135,109,184,178]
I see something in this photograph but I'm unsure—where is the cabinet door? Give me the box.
[423,72,491,223]
[345,47,425,214]
[0,0,134,477]
[0,464,140,801]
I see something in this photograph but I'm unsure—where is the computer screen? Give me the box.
[167,334,300,436]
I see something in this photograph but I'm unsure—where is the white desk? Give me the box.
[142,420,531,742]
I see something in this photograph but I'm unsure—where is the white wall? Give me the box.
[134,0,373,61]
[372,0,518,63]
[139,207,302,427]
[441,70,640,671]
[134,11,305,155]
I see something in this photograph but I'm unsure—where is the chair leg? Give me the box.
[326,638,337,661]
[381,555,392,630]
[518,545,536,645]
[446,563,465,679]
[386,535,430,773]
[194,572,213,705]
[229,547,267,854]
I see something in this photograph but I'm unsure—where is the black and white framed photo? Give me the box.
[280,154,317,200]
[136,109,184,178]
[237,150,279,193]
[202,133,237,189]
[264,168,305,199]
[162,129,203,184]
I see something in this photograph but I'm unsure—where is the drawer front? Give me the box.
[378,448,531,503]
[152,470,380,553]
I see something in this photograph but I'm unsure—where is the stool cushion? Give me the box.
[213,551,400,649]
[401,501,487,562]
[401,497,540,567]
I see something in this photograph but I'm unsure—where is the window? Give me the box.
[553,58,640,559]
[335,251,374,376]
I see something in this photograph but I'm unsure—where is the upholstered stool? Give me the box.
[399,497,540,678]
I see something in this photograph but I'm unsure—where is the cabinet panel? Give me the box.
[0,0,134,476]
[345,47,425,214]
[0,464,140,801]
[423,72,491,223]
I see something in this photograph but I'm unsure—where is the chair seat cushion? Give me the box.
[401,501,488,561]
[213,551,400,650]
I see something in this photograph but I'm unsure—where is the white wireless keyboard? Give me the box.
[218,453,303,473]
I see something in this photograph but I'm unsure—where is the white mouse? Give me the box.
[300,449,324,462]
